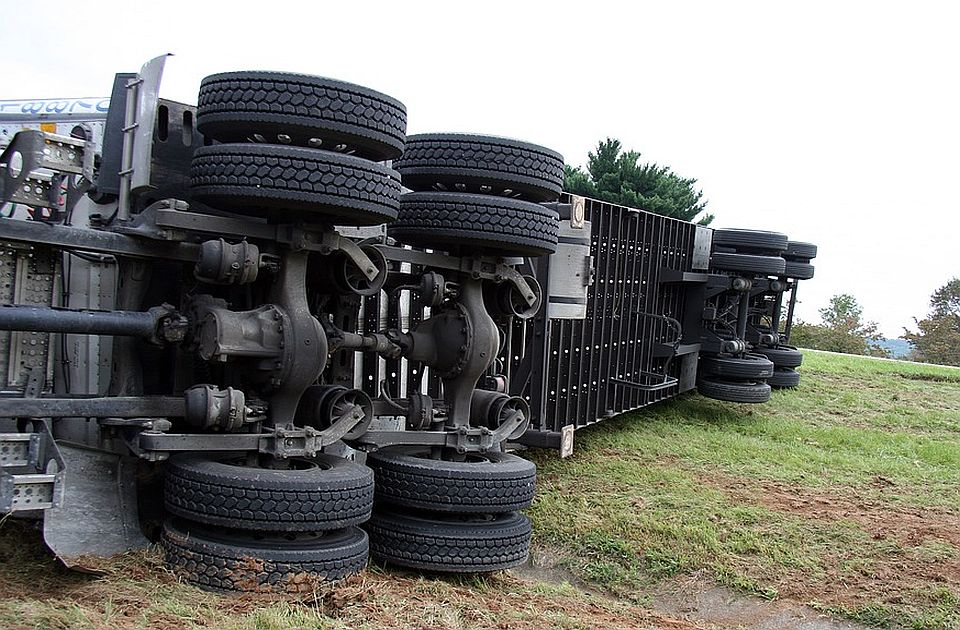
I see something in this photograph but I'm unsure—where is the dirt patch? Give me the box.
[515,548,867,630]
[897,373,960,384]
[700,473,960,613]
[650,573,867,630]
[718,475,960,552]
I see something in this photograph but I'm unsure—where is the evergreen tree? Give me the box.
[564,138,713,224]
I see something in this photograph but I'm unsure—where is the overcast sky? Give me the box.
[3,0,957,337]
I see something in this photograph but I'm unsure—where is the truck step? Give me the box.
[0,427,64,513]
[0,433,41,468]
[0,471,59,512]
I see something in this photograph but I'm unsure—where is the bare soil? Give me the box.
[514,547,869,630]
[701,473,960,611]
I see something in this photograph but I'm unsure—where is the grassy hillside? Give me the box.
[1,350,958,629]
[531,351,960,628]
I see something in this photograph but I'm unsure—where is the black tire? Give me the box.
[190,144,400,226]
[785,241,818,260]
[197,71,406,161]
[699,353,775,380]
[367,447,536,513]
[710,252,786,276]
[783,261,815,280]
[697,377,772,403]
[164,452,373,532]
[768,367,801,388]
[712,228,788,252]
[754,345,804,368]
[162,518,368,592]
[366,509,531,573]
[395,134,564,202]
[389,192,559,256]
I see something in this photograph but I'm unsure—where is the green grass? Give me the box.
[0,518,691,630]
[2,350,958,628]
[529,350,960,628]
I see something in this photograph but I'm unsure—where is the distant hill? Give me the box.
[875,338,912,359]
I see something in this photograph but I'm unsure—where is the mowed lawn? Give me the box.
[531,350,960,628]
[0,350,958,629]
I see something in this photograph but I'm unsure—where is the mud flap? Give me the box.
[43,443,148,569]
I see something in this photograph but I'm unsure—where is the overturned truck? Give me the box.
[0,56,816,590]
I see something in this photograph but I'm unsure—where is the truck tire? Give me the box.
[699,353,775,380]
[754,345,803,368]
[196,71,407,161]
[712,229,788,253]
[784,241,818,260]
[768,367,801,388]
[783,261,815,280]
[164,453,374,532]
[162,518,368,592]
[394,134,564,202]
[366,509,531,573]
[696,377,772,403]
[710,252,786,276]
[366,447,536,513]
[190,144,400,225]
[389,192,559,256]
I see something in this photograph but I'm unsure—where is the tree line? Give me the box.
[792,280,960,366]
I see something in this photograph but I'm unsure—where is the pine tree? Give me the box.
[564,138,713,224]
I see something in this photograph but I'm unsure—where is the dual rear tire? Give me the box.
[162,452,375,592]
[364,446,536,572]
[697,352,773,403]
[390,134,564,257]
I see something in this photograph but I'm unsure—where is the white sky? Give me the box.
[3,0,957,338]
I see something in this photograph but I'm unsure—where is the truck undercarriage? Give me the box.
[0,56,816,591]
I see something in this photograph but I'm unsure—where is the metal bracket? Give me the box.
[330,234,379,282]
[0,421,65,513]
[381,245,536,304]
[151,205,380,282]
[0,433,41,468]
[137,405,366,458]
[569,195,586,229]
[0,129,94,209]
[259,403,364,458]
[358,412,524,453]
[0,472,58,511]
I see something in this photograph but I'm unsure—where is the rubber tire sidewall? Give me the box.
[162,518,368,592]
[196,71,407,161]
[366,446,536,513]
[697,377,772,403]
[710,252,786,276]
[395,133,564,202]
[755,345,804,368]
[768,368,801,388]
[190,143,400,226]
[164,452,374,531]
[700,353,775,380]
[366,509,531,573]
[389,191,559,257]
